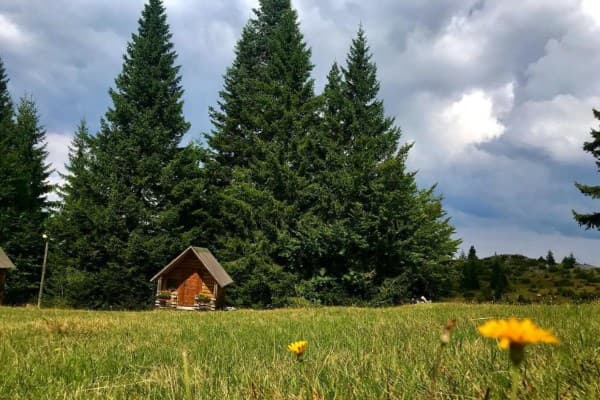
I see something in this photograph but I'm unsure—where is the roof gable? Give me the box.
[150,246,233,287]
[0,247,16,270]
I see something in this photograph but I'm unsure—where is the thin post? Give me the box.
[37,234,49,308]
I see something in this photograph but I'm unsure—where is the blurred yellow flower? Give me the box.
[287,340,308,359]
[478,318,559,350]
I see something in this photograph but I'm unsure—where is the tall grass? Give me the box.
[0,303,598,399]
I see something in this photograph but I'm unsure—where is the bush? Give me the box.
[157,291,172,300]
[516,294,531,304]
[295,275,344,306]
[194,294,212,303]
[341,270,376,299]
[371,275,410,306]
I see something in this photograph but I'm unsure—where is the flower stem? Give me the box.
[510,364,521,400]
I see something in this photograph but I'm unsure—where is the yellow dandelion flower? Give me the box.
[287,340,308,359]
[478,318,558,365]
[478,318,559,349]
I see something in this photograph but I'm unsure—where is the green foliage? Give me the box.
[204,0,317,305]
[295,275,344,306]
[489,255,509,300]
[573,108,600,230]
[562,252,576,269]
[0,91,51,304]
[157,291,172,300]
[371,275,411,306]
[194,294,211,303]
[449,253,600,303]
[462,245,480,290]
[546,250,556,266]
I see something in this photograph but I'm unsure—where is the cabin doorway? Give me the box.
[177,271,201,306]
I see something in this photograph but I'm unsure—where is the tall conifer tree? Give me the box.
[205,0,316,306]
[53,0,200,308]
[2,97,51,303]
[0,56,18,245]
[314,27,459,298]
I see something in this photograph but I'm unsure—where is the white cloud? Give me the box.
[0,14,31,48]
[581,0,600,26]
[440,90,505,146]
[45,132,72,201]
[432,15,485,66]
[508,95,600,163]
[412,85,512,163]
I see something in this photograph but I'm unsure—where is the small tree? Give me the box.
[490,255,508,301]
[561,253,576,269]
[461,245,480,291]
[546,250,556,267]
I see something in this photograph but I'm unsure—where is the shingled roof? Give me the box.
[0,248,16,270]
[150,246,233,287]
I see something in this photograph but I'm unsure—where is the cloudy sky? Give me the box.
[1,0,599,262]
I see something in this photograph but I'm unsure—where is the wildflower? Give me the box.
[440,319,456,345]
[431,319,457,389]
[287,340,308,361]
[478,318,558,367]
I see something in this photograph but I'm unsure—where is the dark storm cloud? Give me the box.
[1,0,599,261]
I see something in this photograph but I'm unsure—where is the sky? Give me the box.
[1,0,599,263]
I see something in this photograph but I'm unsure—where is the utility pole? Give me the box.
[37,233,49,308]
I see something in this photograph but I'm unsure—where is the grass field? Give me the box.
[1,303,598,399]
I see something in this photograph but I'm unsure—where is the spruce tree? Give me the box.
[0,57,12,126]
[574,109,600,230]
[316,27,459,298]
[205,0,315,306]
[561,253,576,269]
[0,56,17,246]
[54,0,198,308]
[3,97,51,303]
[462,245,480,290]
[490,255,508,300]
[47,121,96,303]
[546,250,556,266]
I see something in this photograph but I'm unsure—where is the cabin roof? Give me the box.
[150,246,233,287]
[0,247,16,270]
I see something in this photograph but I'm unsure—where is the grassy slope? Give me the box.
[0,304,598,399]
[456,255,600,303]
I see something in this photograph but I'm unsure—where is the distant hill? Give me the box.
[450,253,600,303]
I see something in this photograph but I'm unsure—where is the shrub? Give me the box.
[194,294,212,303]
[295,275,344,306]
[371,275,410,306]
[157,291,172,300]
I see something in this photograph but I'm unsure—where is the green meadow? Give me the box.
[1,303,598,399]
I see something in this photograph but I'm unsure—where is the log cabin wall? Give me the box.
[161,252,219,306]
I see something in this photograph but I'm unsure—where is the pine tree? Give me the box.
[462,245,480,290]
[574,109,600,230]
[0,57,12,126]
[3,97,51,303]
[54,0,199,308]
[47,121,96,303]
[0,56,18,246]
[316,27,459,298]
[490,255,508,300]
[561,253,576,269]
[546,250,556,266]
[204,0,315,306]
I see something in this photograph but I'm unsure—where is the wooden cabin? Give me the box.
[150,247,233,310]
[0,247,16,305]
